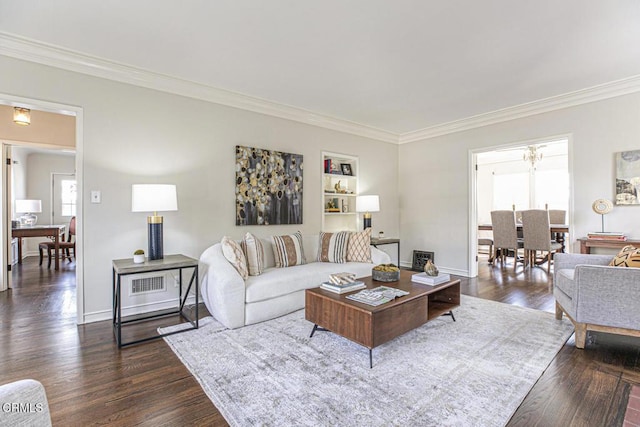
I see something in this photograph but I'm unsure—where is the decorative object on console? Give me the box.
[424,259,439,276]
[133,249,145,264]
[236,145,303,226]
[591,198,613,233]
[131,184,178,260]
[356,195,379,229]
[15,199,42,226]
[615,150,640,205]
[13,106,31,125]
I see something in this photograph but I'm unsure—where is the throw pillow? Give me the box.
[272,231,306,268]
[346,228,372,263]
[221,236,248,279]
[317,231,350,263]
[609,245,640,268]
[241,232,264,276]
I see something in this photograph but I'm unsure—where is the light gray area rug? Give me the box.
[161,295,574,426]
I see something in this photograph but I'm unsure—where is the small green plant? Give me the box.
[133,249,145,255]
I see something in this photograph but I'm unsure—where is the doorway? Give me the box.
[469,136,572,277]
[0,94,84,324]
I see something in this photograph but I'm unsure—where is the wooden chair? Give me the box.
[490,210,524,271]
[521,209,562,273]
[39,217,76,268]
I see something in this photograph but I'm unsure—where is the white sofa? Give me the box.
[199,234,391,329]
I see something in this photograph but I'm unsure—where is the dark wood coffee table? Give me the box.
[305,270,460,368]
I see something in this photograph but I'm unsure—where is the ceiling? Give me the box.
[1,1,640,139]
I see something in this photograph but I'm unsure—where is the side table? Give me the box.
[112,254,199,348]
[370,237,400,266]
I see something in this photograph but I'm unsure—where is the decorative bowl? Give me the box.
[372,269,400,282]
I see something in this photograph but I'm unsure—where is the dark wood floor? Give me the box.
[1,256,638,426]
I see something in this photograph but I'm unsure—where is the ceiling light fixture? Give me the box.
[523,145,542,168]
[13,107,31,125]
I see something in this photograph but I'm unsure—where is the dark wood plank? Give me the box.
[1,255,639,426]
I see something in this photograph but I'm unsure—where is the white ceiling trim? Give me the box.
[399,74,640,144]
[2,32,640,146]
[0,32,399,144]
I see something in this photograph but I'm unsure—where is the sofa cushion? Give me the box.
[241,232,264,276]
[221,236,248,279]
[609,245,640,268]
[245,261,375,303]
[346,228,372,262]
[316,231,349,263]
[272,231,306,267]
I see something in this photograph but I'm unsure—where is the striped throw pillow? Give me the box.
[272,231,306,268]
[609,245,640,268]
[241,232,264,276]
[221,236,248,279]
[346,228,372,263]
[317,231,350,263]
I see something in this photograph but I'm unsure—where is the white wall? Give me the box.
[400,92,640,276]
[0,55,400,322]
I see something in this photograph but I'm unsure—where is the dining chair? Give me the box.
[39,216,76,268]
[521,209,562,273]
[478,237,494,264]
[548,209,566,224]
[490,210,523,271]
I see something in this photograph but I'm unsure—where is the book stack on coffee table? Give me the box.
[320,272,366,294]
[411,272,451,286]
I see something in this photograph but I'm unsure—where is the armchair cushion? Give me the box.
[609,245,640,267]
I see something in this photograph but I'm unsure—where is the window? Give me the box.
[60,179,77,216]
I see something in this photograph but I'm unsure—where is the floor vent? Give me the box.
[131,276,165,295]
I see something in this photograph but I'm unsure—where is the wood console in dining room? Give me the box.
[578,237,640,254]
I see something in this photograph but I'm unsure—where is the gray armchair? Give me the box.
[0,379,52,426]
[554,252,640,348]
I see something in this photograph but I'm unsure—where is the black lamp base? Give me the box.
[363,217,372,229]
[148,222,164,260]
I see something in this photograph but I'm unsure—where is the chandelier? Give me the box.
[523,145,543,168]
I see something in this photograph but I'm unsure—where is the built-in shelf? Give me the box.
[322,152,359,232]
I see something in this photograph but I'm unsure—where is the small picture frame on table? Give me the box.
[340,163,353,176]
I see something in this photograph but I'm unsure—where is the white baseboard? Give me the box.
[83,295,198,324]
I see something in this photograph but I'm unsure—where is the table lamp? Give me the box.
[132,184,178,260]
[356,195,380,230]
[15,199,42,226]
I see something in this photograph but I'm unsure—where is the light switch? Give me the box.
[91,190,101,204]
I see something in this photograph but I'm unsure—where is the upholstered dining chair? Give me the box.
[521,209,562,273]
[478,237,494,264]
[490,210,523,271]
[548,209,566,224]
[39,216,76,268]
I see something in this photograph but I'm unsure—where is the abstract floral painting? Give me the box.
[615,149,640,205]
[236,145,303,225]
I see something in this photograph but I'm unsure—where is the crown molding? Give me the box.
[3,32,640,145]
[399,74,640,144]
[0,32,399,144]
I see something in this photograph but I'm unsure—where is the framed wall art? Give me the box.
[615,149,640,205]
[236,145,303,225]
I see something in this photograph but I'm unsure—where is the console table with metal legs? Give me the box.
[112,254,199,348]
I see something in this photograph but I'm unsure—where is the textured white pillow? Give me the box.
[316,231,349,263]
[221,236,248,279]
[346,228,372,263]
[271,231,306,268]
[241,232,264,276]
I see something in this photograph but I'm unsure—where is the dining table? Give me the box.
[478,223,569,264]
[12,224,67,270]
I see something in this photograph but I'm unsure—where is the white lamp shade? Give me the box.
[356,195,380,213]
[15,199,42,213]
[132,184,178,212]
